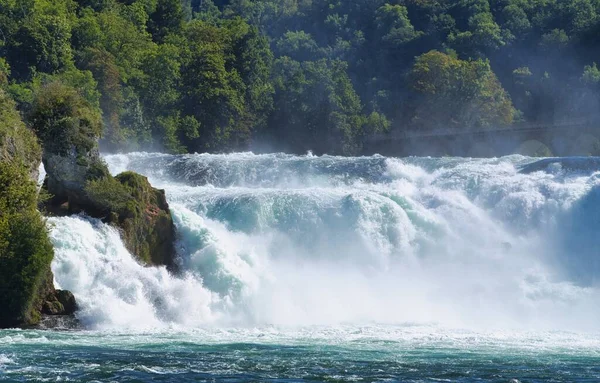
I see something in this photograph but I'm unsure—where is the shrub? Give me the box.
[84,175,134,216]
[0,89,41,172]
[28,81,102,156]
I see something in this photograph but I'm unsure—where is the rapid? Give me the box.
[51,153,600,331]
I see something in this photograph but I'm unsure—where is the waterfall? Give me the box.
[47,153,600,330]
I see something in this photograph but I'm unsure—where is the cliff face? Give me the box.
[0,89,75,329]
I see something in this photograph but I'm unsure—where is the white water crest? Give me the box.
[48,216,219,329]
[48,153,600,331]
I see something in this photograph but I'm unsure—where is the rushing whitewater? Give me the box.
[48,153,600,331]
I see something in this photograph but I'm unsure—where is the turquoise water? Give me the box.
[9,153,600,382]
[2,326,600,382]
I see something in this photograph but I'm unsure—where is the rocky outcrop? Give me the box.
[84,171,177,268]
[33,267,77,319]
[43,148,106,209]
[111,172,176,268]
[43,289,77,316]
[32,82,177,269]
[42,155,177,268]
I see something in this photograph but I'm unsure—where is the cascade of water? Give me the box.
[46,153,600,330]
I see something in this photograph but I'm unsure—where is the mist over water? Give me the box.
[48,153,600,331]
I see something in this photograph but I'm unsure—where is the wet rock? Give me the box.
[42,287,77,317]
[56,290,77,315]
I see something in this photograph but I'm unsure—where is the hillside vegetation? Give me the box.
[1,0,599,155]
[0,87,59,328]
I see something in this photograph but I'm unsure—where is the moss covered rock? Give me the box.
[43,290,77,316]
[84,172,177,268]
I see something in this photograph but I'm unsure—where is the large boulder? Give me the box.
[43,289,77,316]
[84,172,177,268]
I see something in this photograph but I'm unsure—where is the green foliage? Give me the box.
[500,4,531,37]
[85,175,133,214]
[276,31,320,61]
[177,20,245,150]
[540,29,569,50]
[269,57,377,154]
[0,100,53,327]
[173,18,274,151]
[0,206,54,327]
[2,0,600,155]
[375,4,422,46]
[94,5,155,79]
[0,59,10,88]
[225,18,274,136]
[34,68,102,108]
[582,63,600,85]
[0,89,41,171]
[409,50,515,130]
[28,81,102,156]
[0,0,76,81]
[148,0,185,42]
[0,161,39,214]
[513,66,532,78]
[77,47,125,148]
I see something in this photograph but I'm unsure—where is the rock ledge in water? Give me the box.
[43,290,77,316]
[43,164,177,269]
[84,171,177,268]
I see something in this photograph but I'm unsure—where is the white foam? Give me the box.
[49,216,220,330]
[0,354,15,365]
[44,153,600,331]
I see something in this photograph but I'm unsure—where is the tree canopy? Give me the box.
[0,0,599,154]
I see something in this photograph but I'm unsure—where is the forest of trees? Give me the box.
[2,0,600,155]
